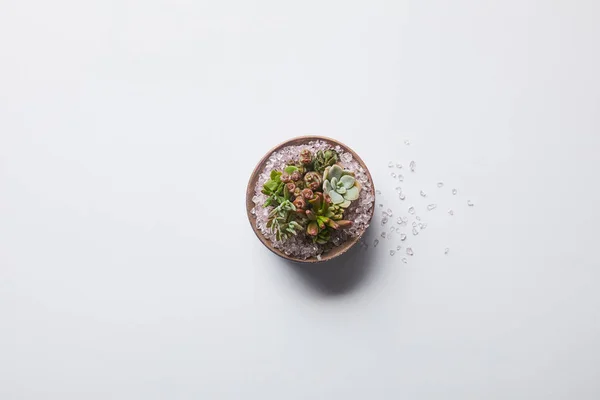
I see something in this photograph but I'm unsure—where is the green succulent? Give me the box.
[313,229,330,245]
[266,199,304,241]
[262,170,285,208]
[305,192,353,244]
[313,150,339,174]
[283,165,303,182]
[323,165,360,208]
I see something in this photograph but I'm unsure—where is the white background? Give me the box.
[1,0,599,399]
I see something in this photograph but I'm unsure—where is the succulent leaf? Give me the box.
[308,192,323,209]
[307,221,319,236]
[270,170,282,181]
[328,165,343,181]
[329,190,344,204]
[340,199,351,208]
[335,220,353,229]
[327,219,339,229]
[264,179,279,192]
[284,165,298,174]
[344,186,360,201]
[316,217,326,230]
[340,175,355,189]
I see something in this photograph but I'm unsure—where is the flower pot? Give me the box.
[246,136,375,263]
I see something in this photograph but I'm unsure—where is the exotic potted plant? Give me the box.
[246,136,375,263]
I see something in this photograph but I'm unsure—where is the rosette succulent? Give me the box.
[299,149,313,166]
[304,192,352,244]
[313,150,338,174]
[323,165,360,208]
[303,171,322,191]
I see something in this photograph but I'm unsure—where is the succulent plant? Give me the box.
[262,170,285,208]
[294,165,307,175]
[281,165,304,182]
[314,229,330,245]
[303,171,322,191]
[280,173,291,184]
[301,188,313,199]
[305,192,353,243]
[313,150,338,174]
[261,148,358,247]
[323,165,360,208]
[266,199,304,241]
[293,195,307,212]
[299,149,313,166]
